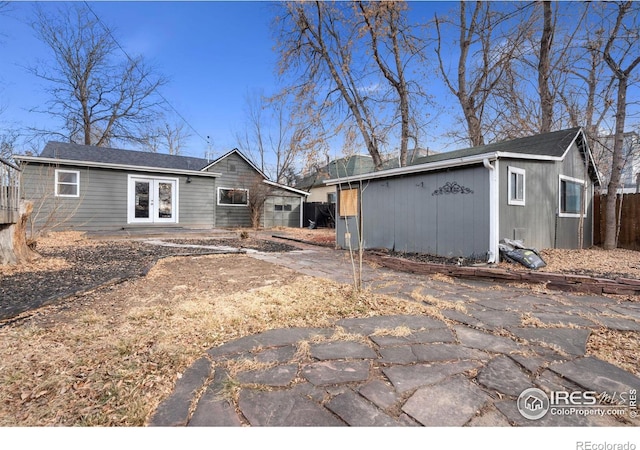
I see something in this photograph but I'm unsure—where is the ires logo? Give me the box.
[549,391,598,406]
[517,388,635,420]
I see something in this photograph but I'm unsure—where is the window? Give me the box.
[508,167,525,206]
[275,204,292,212]
[55,169,79,197]
[327,192,337,204]
[559,175,585,217]
[218,187,248,206]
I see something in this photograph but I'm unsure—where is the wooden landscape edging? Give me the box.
[364,252,640,296]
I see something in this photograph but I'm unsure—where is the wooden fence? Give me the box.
[0,157,20,225]
[594,193,640,250]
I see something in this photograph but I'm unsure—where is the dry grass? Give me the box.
[0,254,432,426]
[410,287,467,313]
[587,328,640,377]
[500,247,640,279]
[270,227,335,245]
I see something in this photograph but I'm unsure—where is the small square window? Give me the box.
[508,167,525,206]
[55,169,80,197]
[284,204,292,211]
[275,204,283,211]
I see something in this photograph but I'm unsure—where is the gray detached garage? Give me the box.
[326,128,601,262]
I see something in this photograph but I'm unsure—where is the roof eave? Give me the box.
[15,155,221,177]
[324,152,499,185]
[263,180,310,196]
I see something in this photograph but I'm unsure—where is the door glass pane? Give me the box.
[135,181,150,218]
[158,182,173,218]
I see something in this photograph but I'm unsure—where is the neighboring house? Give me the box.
[295,155,381,204]
[326,128,601,262]
[16,142,308,233]
[296,149,435,203]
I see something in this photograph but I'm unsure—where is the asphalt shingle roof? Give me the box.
[410,127,583,166]
[40,141,211,172]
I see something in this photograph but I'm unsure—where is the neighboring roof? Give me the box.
[295,155,375,190]
[37,141,211,172]
[326,128,601,186]
[296,154,402,190]
[201,148,267,179]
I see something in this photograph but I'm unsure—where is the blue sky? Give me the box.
[0,1,291,158]
[0,1,456,157]
[0,1,461,161]
[3,1,635,165]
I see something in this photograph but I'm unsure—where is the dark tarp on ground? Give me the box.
[499,239,546,269]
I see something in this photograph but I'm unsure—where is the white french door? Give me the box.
[128,176,178,224]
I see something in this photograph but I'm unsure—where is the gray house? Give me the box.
[16,142,308,233]
[326,128,601,262]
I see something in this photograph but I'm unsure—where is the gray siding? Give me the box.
[499,142,594,250]
[263,185,302,228]
[21,162,215,233]
[205,153,255,227]
[337,165,491,258]
[557,142,594,248]
[205,153,305,228]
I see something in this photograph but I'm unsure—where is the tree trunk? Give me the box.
[0,201,39,265]
[538,1,554,133]
[603,77,628,250]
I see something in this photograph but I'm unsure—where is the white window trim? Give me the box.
[54,169,80,197]
[558,174,585,218]
[217,187,249,207]
[507,166,525,206]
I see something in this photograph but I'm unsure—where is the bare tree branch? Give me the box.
[28,3,167,147]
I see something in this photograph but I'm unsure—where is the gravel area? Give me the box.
[0,237,295,322]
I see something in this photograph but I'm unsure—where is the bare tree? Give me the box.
[0,129,18,162]
[237,89,315,184]
[538,1,554,133]
[602,1,640,250]
[141,120,191,156]
[357,1,424,166]
[486,2,590,140]
[246,175,272,229]
[28,4,166,147]
[434,1,531,146]
[274,1,388,170]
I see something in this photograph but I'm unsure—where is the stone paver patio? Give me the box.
[149,242,640,427]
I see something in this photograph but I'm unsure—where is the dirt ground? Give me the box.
[1,229,639,426]
[0,230,432,425]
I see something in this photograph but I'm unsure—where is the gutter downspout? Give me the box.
[483,158,499,263]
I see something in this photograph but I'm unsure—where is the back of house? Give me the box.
[17,142,307,235]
